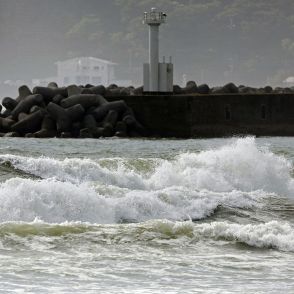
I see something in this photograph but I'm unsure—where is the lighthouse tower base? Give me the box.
[143,62,173,94]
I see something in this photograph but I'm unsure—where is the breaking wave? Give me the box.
[0,137,292,193]
[0,177,265,223]
[152,219,294,252]
[0,137,292,223]
[1,219,294,252]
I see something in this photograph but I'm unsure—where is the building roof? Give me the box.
[55,57,117,65]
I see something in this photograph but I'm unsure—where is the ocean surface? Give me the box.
[0,137,293,293]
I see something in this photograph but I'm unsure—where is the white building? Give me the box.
[33,57,117,87]
[283,76,294,86]
[56,57,116,86]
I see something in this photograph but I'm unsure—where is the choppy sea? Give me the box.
[0,137,293,293]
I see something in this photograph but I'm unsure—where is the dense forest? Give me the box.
[1,0,294,90]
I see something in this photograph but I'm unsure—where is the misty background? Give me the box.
[1,0,294,97]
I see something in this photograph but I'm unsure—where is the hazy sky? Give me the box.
[1,0,294,96]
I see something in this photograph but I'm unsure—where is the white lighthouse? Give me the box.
[143,8,173,93]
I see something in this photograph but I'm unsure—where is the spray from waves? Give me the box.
[153,219,294,252]
[154,219,294,252]
[0,177,266,223]
[1,219,294,252]
[0,137,292,223]
[0,137,293,195]
[0,178,115,223]
[193,220,294,252]
[148,137,294,194]
[0,154,149,189]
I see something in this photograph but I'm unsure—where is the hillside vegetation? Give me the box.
[0,0,294,87]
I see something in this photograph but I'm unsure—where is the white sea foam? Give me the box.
[0,178,115,223]
[115,218,294,253]
[195,220,294,252]
[0,137,292,223]
[0,177,265,223]
[0,137,292,194]
[0,154,148,189]
[143,219,294,251]
[148,137,294,194]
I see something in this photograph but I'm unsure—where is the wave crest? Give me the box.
[1,219,294,252]
[0,137,292,223]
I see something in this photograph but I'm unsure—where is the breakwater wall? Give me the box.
[2,81,294,138]
[107,93,294,138]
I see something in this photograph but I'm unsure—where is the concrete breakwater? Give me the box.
[0,83,145,138]
[1,81,294,138]
[108,92,294,138]
[108,81,294,138]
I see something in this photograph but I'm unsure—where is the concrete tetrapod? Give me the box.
[17,113,29,122]
[47,82,58,89]
[223,83,239,94]
[66,104,85,122]
[16,85,32,102]
[2,97,18,111]
[102,110,118,128]
[60,94,107,109]
[0,117,15,132]
[67,85,82,97]
[52,94,64,105]
[79,128,94,138]
[11,94,43,120]
[46,102,71,133]
[91,100,127,122]
[197,84,210,94]
[122,107,146,136]
[80,88,94,95]
[1,83,146,138]
[114,121,127,137]
[182,81,198,94]
[90,85,106,96]
[34,115,57,138]
[29,105,43,114]
[101,110,119,137]
[80,114,103,138]
[11,109,47,135]
[33,86,68,103]
[82,114,97,130]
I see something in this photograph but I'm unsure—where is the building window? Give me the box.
[261,104,266,120]
[225,104,231,121]
[94,66,100,71]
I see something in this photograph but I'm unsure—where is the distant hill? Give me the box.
[0,0,294,87]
